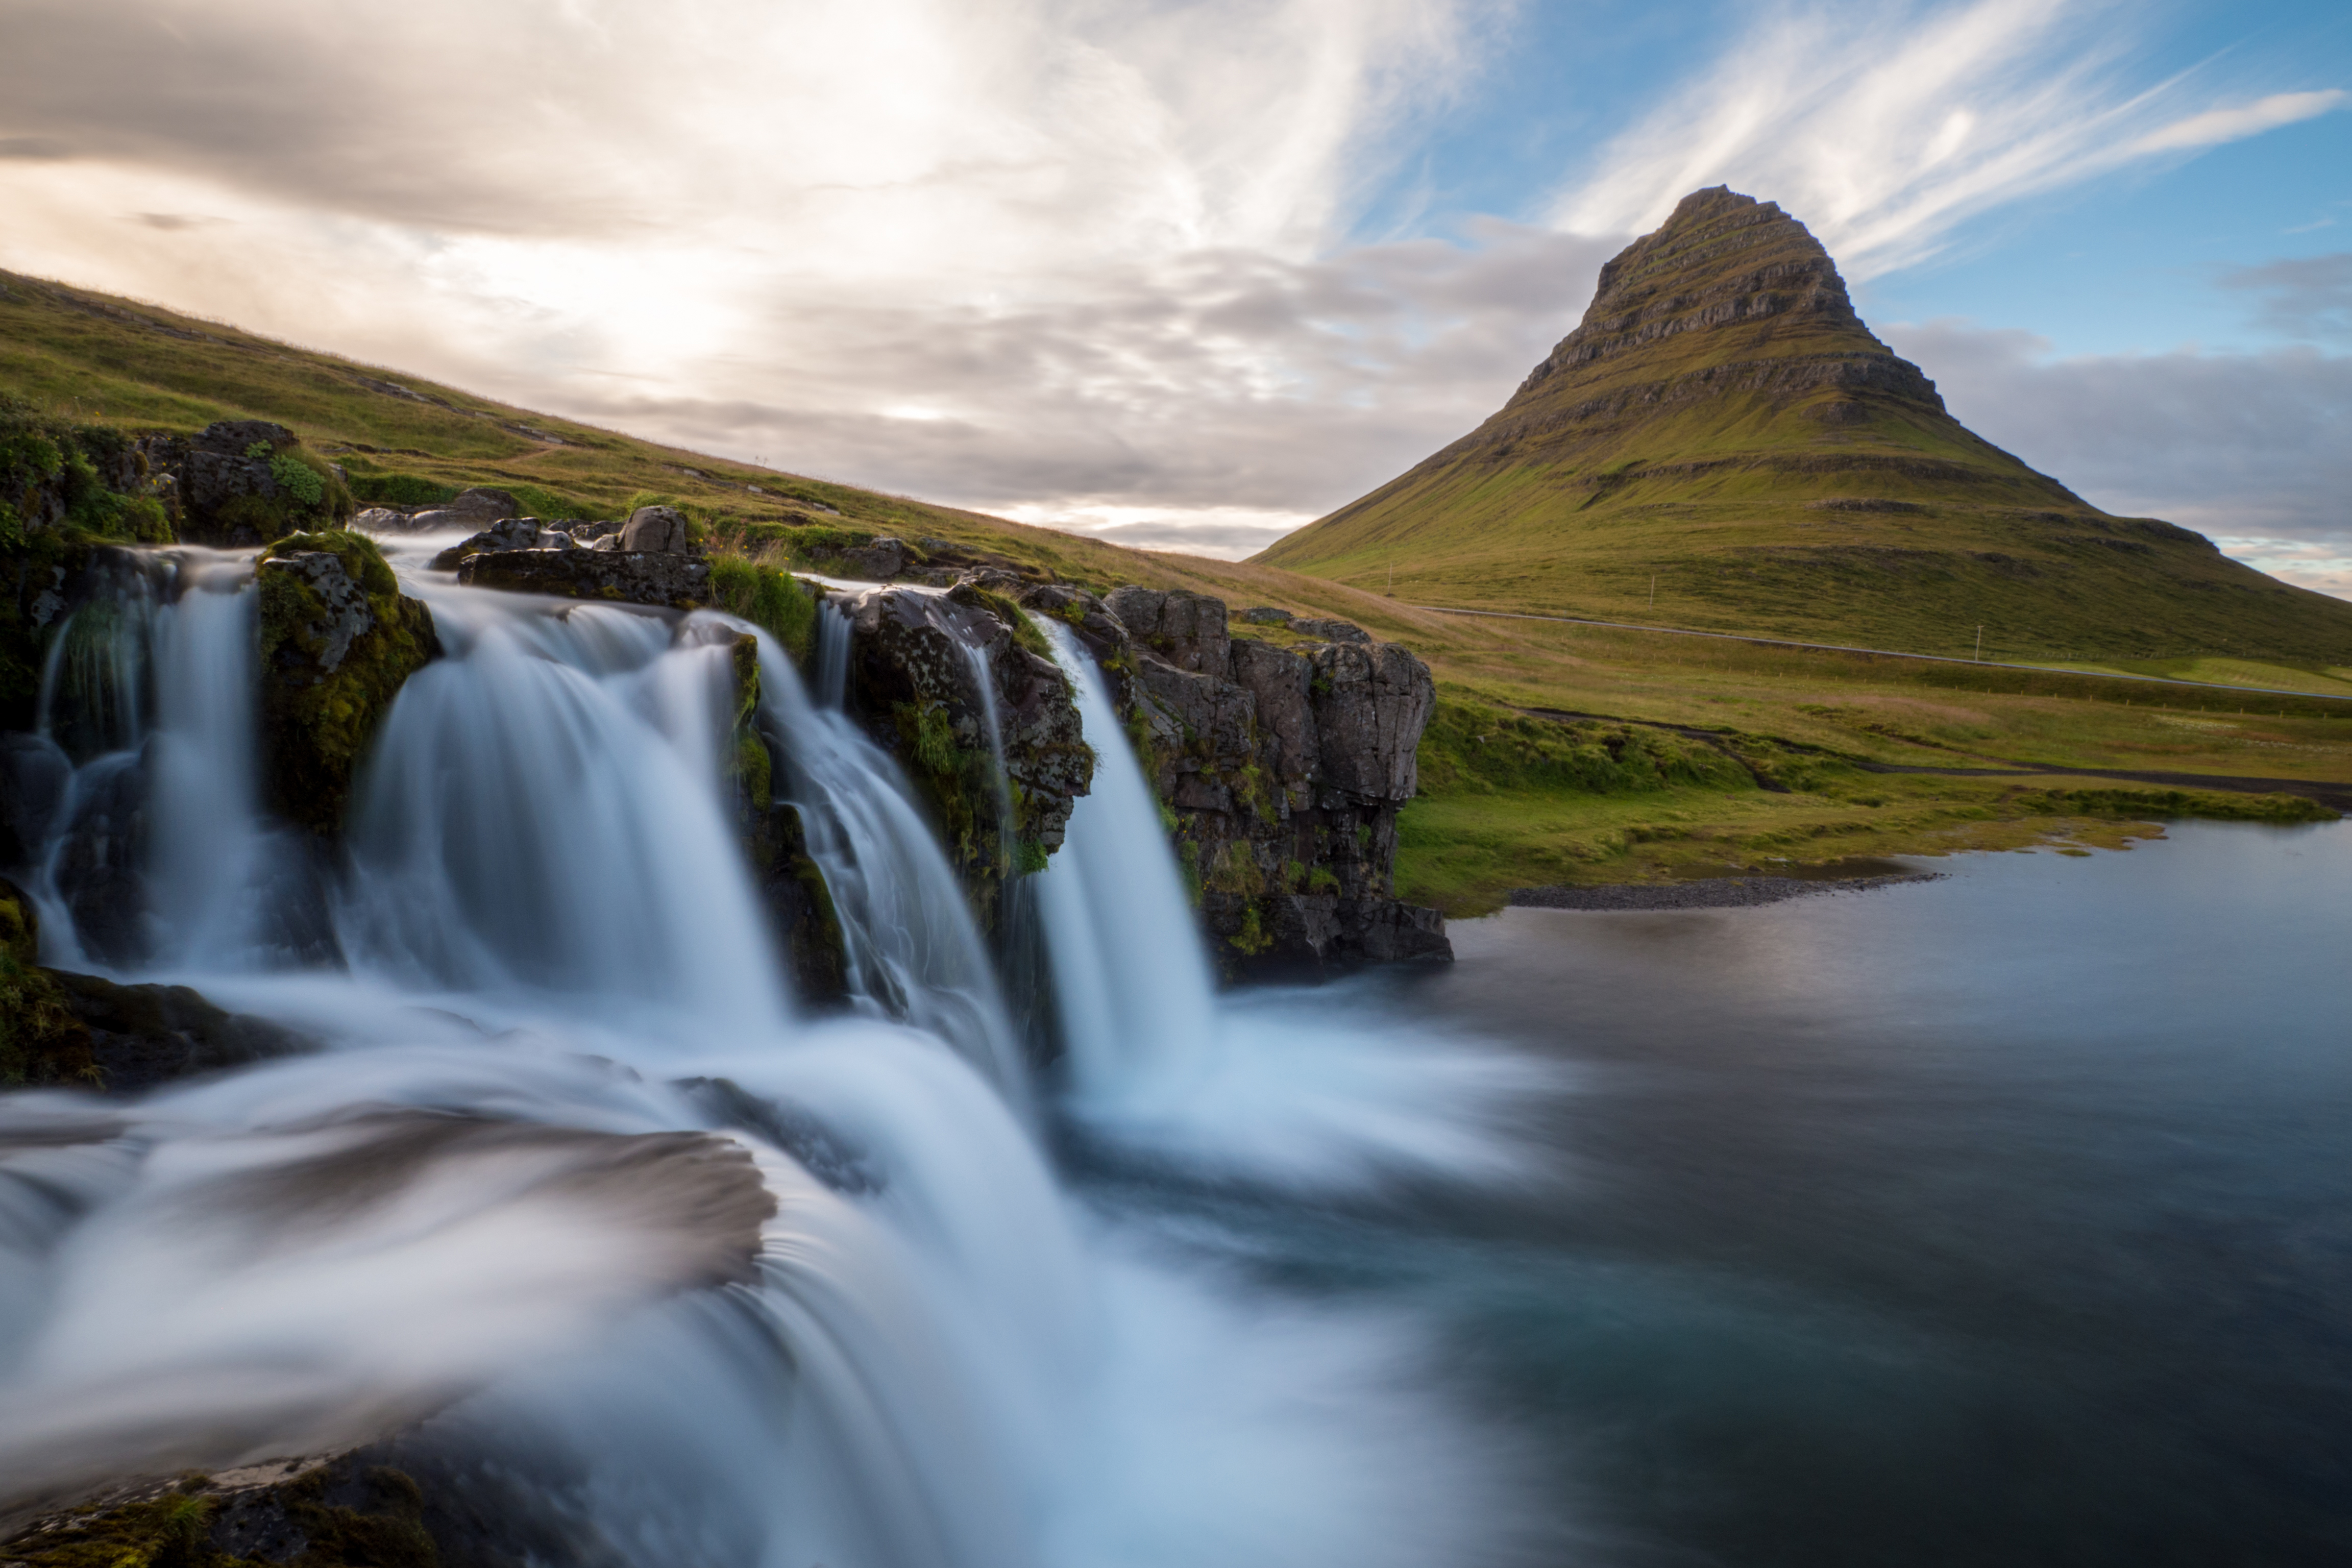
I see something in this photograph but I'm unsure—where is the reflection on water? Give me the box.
[1097,820,2352,1567]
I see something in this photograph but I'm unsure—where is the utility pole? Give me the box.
[1974,625,1983,662]
[1387,562,1393,595]
[1650,575,1656,612]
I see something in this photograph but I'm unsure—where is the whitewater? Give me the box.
[0,541,1549,1566]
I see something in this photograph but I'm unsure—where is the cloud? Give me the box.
[1882,320,2352,597]
[1548,0,2348,278]
[2128,89,2347,154]
[0,0,2341,566]
[2220,252,2352,341]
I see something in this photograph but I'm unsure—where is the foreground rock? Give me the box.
[2,879,314,1090]
[258,531,441,838]
[138,420,355,546]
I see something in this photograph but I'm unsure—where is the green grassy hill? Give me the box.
[1254,186,2352,666]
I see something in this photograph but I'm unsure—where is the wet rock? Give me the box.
[845,585,1092,919]
[0,878,97,1088]
[428,515,564,570]
[1053,587,1449,976]
[48,968,316,1091]
[351,506,410,532]
[257,531,441,838]
[456,547,711,609]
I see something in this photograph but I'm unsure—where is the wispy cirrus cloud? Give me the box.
[1549,0,2348,279]
[0,0,2342,568]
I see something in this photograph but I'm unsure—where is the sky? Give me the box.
[1,0,2347,595]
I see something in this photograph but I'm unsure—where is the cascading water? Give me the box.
[1032,620,1218,1090]
[0,543,1532,1565]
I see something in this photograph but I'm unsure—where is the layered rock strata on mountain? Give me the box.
[1025,583,1450,975]
[257,530,440,838]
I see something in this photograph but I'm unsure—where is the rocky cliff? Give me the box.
[824,569,1450,976]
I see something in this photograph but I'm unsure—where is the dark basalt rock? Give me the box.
[142,421,354,547]
[257,530,441,839]
[1031,584,1449,976]
[844,585,1092,920]
[49,968,317,1090]
[456,547,710,608]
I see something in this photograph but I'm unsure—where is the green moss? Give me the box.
[257,530,439,836]
[1228,901,1274,955]
[1014,840,1051,875]
[1204,842,1267,896]
[2007,786,2335,824]
[0,881,99,1089]
[708,554,818,666]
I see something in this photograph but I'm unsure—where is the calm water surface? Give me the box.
[1093,820,2352,1566]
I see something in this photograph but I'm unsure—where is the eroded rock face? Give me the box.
[844,585,1092,921]
[1027,584,1449,975]
[257,531,440,838]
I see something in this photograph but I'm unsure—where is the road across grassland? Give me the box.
[1406,604,2352,705]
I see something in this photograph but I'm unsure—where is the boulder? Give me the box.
[620,504,691,553]
[1239,605,1294,625]
[162,421,352,546]
[428,515,552,569]
[350,506,410,532]
[48,968,315,1091]
[257,531,441,838]
[456,548,711,609]
[835,535,909,580]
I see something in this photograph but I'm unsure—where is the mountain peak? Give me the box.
[1504,184,1946,433]
[1252,188,2352,661]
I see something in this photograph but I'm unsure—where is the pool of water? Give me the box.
[1096,820,2352,1566]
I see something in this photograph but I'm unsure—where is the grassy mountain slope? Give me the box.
[6,262,2343,917]
[1255,187,2352,666]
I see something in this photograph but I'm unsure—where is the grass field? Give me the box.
[6,264,2345,918]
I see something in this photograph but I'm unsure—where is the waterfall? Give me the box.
[338,598,789,1038]
[1032,620,1218,1092]
[11,548,284,971]
[0,555,1527,1568]
[814,597,854,708]
[746,629,1030,1106]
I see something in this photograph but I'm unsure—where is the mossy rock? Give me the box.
[0,877,100,1088]
[257,531,440,837]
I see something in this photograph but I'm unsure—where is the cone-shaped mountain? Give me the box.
[1256,186,2352,662]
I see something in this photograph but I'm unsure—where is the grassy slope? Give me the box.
[1255,197,2352,666]
[6,265,2345,916]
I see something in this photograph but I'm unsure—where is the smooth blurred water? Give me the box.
[1102,820,2352,1566]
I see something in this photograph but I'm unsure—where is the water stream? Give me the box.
[0,546,1525,1565]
